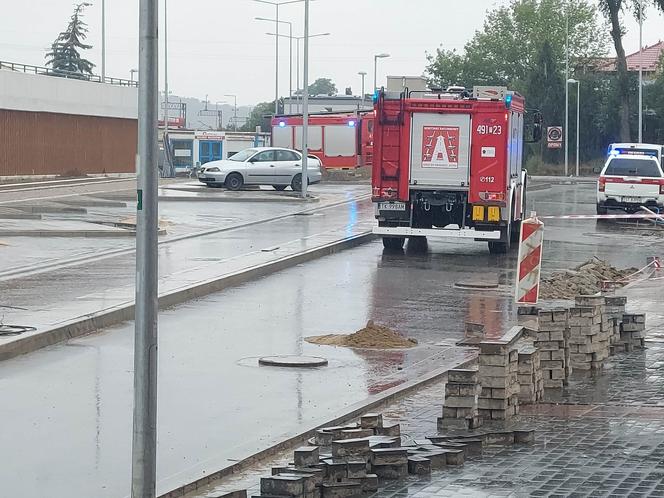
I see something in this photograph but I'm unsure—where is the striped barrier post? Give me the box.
[516,216,544,305]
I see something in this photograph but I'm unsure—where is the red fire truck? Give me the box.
[271,113,374,169]
[372,86,542,254]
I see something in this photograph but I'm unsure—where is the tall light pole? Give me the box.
[163,0,169,133]
[254,1,308,115]
[373,53,390,91]
[101,0,106,82]
[132,0,159,495]
[638,0,643,143]
[266,31,330,114]
[301,0,310,198]
[225,94,238,131]
[358,71,367,106]
[256,17,293,113]
[567,78,580,177]
[564,4,569,176]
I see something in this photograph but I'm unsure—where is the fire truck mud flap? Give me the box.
[372,226,502,240]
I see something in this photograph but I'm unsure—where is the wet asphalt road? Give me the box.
[1,181,663,498]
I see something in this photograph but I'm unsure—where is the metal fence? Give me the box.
[0,60,138,88]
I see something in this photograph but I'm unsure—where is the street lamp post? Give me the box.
[564,3,569,176]
[358,71,367,106]
[373,53,390,91]
[254,0,308,115]
[131,0,159,495]
[301,0,310,198]
[266,32,330,114]
[225,94,238,131]
[638,0,643,143]
[101,0,106,82]
[164,0,169,133]
[256,17,293,113]
[567,78,580,177]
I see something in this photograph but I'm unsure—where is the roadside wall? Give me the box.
[0,70,138,176]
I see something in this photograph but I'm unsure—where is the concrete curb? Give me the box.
[0,231,376,361]
[0,229,137,238]
[156,353,478,498]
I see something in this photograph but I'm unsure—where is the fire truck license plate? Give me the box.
[380,202,406,211]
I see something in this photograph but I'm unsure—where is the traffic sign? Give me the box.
[547,126,563,149]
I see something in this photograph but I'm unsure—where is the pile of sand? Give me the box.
[306,320,418,349]
[540,257,637,299]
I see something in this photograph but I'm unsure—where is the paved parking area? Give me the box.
[368,345,664,498]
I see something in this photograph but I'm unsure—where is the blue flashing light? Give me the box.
[348,120,356,127]
[505,94,513,109]
[278,121,286,127]
[372,90,380,104]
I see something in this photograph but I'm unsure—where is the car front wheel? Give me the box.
[225,173,244,191]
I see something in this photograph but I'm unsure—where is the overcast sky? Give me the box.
[3,0,663,106]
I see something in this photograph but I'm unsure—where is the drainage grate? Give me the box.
[0,325,37,337]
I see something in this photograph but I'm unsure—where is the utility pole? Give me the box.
[564,4,569,176]
[301,0,310,198]
[225,94,238,131]
[358,71,367,106]
[638,0,643,143]
[131,0,159,496]
[102,0,106,82]
[164,0,169,135]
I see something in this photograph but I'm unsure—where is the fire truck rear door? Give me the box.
[410,113,471,188]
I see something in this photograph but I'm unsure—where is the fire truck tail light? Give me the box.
[480,192,505,202]
[487,206,501,222]
[598,177,606,192]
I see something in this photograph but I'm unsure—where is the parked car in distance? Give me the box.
[197,147,323,191]
[597,152,664,214]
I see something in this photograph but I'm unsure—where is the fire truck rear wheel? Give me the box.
[382,237,405,250]
[407,236,428,252]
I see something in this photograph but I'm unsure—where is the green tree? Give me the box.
[524,41,565,163]
[240,99,283,132]
[426,0,608,90]
[598,0,664,141]
[45,2,95,76]
[307,78,337,96]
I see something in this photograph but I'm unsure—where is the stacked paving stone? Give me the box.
[620,313,646,350]
[517,344,543,404]
[252,414,534,498]
[568,296,611,371]
[477,330,521,421]
[604,296,627,352]
[534,309,570,388]
[439,369,482,430]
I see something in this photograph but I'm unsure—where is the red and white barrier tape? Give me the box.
[539,213,664,220]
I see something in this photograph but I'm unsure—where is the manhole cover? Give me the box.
[454,281,499,290]
[258,355,328,368]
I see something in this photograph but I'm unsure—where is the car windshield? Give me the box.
[229,149,258,162]
[605,157,661,178]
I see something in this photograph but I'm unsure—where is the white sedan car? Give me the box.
[197,147,323,191]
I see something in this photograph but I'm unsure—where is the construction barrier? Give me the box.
[515,216,544,305]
